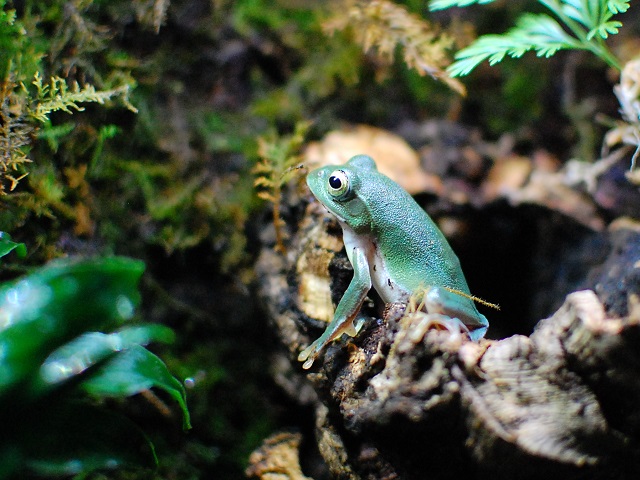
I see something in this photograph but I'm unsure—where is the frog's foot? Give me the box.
[298,340,322,370]
[298,316,362,369]
[422,286,489,341]
[418,313,470,341]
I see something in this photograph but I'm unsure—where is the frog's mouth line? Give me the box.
[319,201,345,223]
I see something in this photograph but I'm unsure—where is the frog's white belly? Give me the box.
[340,223,410,305]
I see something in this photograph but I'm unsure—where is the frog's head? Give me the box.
[306,154,380,232]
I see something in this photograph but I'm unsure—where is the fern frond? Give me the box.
[561,0,627,39]
[0,78,33,194]
[429,0,496,10]
[607,0,630,14]
[7,172,28,191]
[586,20,622,40]
[256,191,276,202]
[561,0,607,30]
[438,0,627,75]
[251,158,275,176]
[449,13,581,76]
[29,73,137,123]
[253,176,276,188]
[253,121,310,253]
[0,71,137,193]
[325,0,465,95]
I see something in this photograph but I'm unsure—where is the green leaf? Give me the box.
[561,0,605,30]
[0,257,144,394]
[448,13,581,76]
[116,323,176,345]
[82,344,191,429]
[587,20,622,39]
[0,232,26,259]
[608,0,630,14]
[20,402,157,477]
[432,0,626,73]
[39,325,176,386]
[560,0,628,38]
[429,0,496,10]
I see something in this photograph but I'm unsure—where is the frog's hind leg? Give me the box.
[422,286,489,341]
[297,315,359,369]
[411,312,469,342]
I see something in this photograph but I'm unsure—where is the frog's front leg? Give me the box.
[298,246,372,369]
[422,286,489,341]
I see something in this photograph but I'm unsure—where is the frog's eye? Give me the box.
[327,170,350,199]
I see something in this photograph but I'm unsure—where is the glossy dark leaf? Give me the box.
[0,232,26,259]
[37,325,176,388]
[0,257,144,394]
[83,344,191,429]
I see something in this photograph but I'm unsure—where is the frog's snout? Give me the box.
[307,168,326,184]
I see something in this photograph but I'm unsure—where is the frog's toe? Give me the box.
[421,314,470,339]
[302,356,316,370]
[425,315,489,342]
[297,345,312,362]
[298,343,319,369]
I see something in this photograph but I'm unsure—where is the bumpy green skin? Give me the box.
[298,154,488,369]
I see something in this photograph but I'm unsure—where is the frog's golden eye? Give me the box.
[327,170,350,199]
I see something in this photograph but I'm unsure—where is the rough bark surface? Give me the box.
[255,194,640,479]
[246,432,312,480]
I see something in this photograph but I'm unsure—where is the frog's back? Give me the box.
[363,171,471,295]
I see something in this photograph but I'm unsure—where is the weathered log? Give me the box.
[254,191,640,480]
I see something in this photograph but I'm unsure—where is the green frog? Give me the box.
[298,154,489,369]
